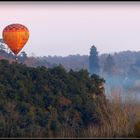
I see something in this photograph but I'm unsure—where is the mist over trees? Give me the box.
[0,43,140,99]
[0,59,139,138]
[103,54,115,75]
[0,44,140,137]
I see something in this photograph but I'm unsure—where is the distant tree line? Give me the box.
[1,42,140,93]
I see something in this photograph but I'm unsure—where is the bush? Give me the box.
[133,121,140,137]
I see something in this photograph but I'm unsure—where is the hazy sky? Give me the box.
[1,2,140,57]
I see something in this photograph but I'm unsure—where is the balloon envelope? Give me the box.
[2,24,29,55]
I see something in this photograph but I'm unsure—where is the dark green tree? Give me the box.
[89,45,100,75]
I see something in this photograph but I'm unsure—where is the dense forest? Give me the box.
[0,59,139,138]
[1,44,140,100]
[0,59,106,137]
[0,44,140,137]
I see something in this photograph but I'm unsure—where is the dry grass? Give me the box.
[45,89,140,138]
[80,89,140,138]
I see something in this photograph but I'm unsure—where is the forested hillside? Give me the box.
[0,59,139,138]
[0,59,106,137]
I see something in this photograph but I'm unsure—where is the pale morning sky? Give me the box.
[0,2,140,57]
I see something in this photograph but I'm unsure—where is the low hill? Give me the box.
[0,59,106,137]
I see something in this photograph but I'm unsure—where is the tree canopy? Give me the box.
[0,59,106,137]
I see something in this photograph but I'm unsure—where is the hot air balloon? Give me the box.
[2,23,29,59]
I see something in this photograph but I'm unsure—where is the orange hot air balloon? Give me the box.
[2,23,29,55]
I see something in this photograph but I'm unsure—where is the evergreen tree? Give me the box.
[103,54,115,75]
[89,45,100,75]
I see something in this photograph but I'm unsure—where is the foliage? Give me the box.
[0,59,105,137]
[89,45,100,75]
[133,121,140,137]
[103,54,115,75]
